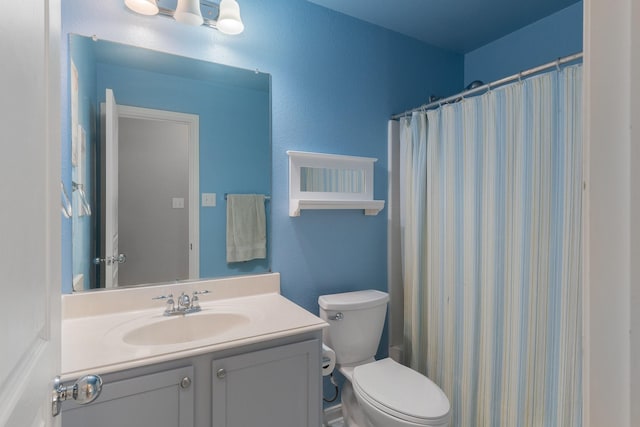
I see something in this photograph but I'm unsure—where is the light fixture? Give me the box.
[124,0,244,35]
[216,0,244,35]
[174,0,204,26]
[124,0,159,16]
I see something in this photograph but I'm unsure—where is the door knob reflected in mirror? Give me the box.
[93,254,126,265]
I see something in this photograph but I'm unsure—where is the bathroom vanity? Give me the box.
[59,273,327,427]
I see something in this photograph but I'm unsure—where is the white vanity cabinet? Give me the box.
[60,279,327,427]
[61,334,322,427]
[211,339,321,427]
[62,366,195,427]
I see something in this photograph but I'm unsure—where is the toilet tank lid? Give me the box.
[318,290,389,310]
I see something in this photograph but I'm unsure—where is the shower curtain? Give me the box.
[398,65,582,427]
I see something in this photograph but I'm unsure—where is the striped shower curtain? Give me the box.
[399,65,582,427]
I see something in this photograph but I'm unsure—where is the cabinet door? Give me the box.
[211,339,321,427]
[62,366,194,427]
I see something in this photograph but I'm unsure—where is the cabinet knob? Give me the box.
[216,368,226,379]
[180,376,192,389]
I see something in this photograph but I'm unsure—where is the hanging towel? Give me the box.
[226,194,267,263]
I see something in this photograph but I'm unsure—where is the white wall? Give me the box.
[584,0,637,425]
[630,0,640,423]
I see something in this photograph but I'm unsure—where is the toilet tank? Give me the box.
[318,290,389,366]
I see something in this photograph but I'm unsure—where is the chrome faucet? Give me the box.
[153,290,210,316]
[177,292,191,311]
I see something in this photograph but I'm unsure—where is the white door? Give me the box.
[0,0,61,425]
[105,89,120,288]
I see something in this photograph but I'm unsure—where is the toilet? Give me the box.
[319,290,451,427]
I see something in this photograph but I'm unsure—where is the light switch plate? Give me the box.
[202,193,216,207]
[172,197,185,209]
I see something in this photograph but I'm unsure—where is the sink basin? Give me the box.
[122,312,251,346]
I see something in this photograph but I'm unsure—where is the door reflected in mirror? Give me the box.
[103,101,199,288]
[67,35,271,292]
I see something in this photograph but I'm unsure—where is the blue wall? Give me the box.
[464,1,583,86]
[61,0,463,307]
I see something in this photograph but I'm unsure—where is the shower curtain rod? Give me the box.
[391,51,583,120]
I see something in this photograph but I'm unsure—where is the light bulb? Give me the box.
[124,0,159,16]
[217,0,244,35]
[174,0,204,26]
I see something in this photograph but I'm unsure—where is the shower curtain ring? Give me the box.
[556,58,562,72]
[517,72,523,84]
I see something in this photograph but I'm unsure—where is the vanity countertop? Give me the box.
[61,273,327,380]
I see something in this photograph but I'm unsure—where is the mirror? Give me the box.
[67,34,271,292]
[300,167,365,193]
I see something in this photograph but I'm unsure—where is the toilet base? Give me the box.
[341,381,371,427]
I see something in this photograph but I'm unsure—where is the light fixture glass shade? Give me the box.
[174,0,204,26]
[124,0,159,15]
[217,0,244,35]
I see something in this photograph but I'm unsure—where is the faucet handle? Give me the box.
[191,294,200,310]
[190,290,210,310]
[153,294,175,315]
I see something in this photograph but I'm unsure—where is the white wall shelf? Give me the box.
[287,150,385,217]
[289,199,385,217]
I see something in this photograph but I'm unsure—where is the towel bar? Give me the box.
[224,193,271,201]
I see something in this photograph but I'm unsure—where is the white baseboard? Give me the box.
[389,344,404,364]
[323,404,343,427]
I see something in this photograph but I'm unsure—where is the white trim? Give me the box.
[581,2,591,424]
[630,0,640,424]
[117,105,200,279]
[47,0,63,414]
[583,0,633,425]
[386,120,404,356]
[290,199,384,217]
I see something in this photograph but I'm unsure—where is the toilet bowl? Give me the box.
[319,290,451,427]
[353,358,450,427]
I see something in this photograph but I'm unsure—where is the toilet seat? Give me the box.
[353,358,450,425]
